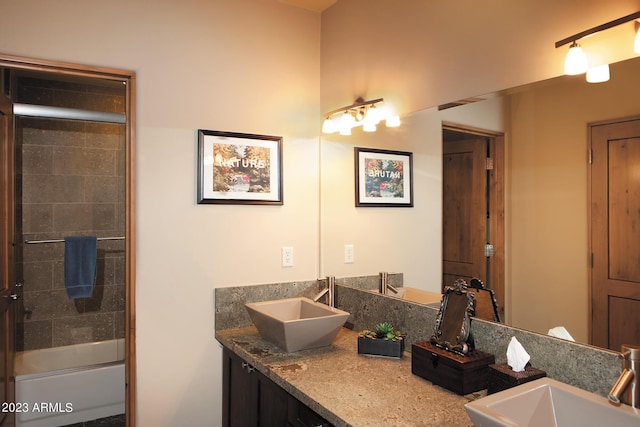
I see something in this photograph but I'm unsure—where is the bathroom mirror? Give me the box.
[319,55,640,350]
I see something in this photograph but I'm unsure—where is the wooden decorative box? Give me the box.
[486,363,546,395]
[411,341,495,395]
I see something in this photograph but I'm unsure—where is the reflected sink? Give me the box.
[465,378,640,427]
[245,297,349,352]
[370,287,442,305]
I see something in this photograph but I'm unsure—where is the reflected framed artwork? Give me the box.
[197,129,283,205]
[354,147,413,207]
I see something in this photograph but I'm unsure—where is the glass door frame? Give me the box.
[0,53,136,427]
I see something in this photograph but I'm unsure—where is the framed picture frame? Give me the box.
[197,129,283,205]
[354,147,413,207]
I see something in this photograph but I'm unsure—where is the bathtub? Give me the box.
[14,339,125,427]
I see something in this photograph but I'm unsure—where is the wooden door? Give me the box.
[590,117,640,351]
[0,84,16,426]
[442,138,487,288]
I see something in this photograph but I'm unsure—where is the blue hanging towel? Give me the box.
[64,236,97,299]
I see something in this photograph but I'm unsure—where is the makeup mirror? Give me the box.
[430,280,475,355]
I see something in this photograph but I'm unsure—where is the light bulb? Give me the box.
[586,64,610,83]
[339,126,352,136]
[386,115,401,128]
[564,42,588,75]
[340,111,355,129]
[322,118,337,133]
[363,105,380,125]
[363,122,377,132]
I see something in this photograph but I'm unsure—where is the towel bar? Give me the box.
[24,237,125,244]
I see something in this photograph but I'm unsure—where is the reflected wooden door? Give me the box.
[0,85,16,426]
[442,138,487,287]
[591,117,640,350]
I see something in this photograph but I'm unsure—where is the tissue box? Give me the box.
[411,341,495,395]
[487,363,547,394]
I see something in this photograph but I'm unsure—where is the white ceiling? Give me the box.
[278,0,337,13]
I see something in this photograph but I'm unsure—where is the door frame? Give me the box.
[0,69,16,427]
[442,122,505,317]
[0,54,137,426]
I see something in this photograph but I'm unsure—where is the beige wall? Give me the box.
[2,0,640,425]
[1,1,320,426]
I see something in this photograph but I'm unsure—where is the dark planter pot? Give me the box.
[357,336,404,358]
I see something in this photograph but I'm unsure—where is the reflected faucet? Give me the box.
[608,344,640,409]
[379,272,399,295]
[313,276,335,307]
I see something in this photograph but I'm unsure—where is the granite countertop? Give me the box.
[216,326,480,427]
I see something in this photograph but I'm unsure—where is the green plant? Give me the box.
[359,322,406,341]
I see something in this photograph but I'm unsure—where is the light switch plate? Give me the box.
[281,246,294,267]
[344,244,354,264]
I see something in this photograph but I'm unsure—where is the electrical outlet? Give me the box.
[344,244,354,264]
[281,246,294,267]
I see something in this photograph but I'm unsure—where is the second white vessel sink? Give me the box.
[465,377,640,427]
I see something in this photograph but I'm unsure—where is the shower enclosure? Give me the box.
[0,56,135,427]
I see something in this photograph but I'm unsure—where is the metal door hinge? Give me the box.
[485,244,494,257]
[486,157,494,170]
[588,148,593,164]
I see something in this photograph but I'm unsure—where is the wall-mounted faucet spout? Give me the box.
[379,272,399,295]
[313,276,336,307]
[608,344,640,409]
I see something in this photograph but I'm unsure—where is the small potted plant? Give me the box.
[358,322,406,358]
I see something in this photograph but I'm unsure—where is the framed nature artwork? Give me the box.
[354,147,413,207]
[197,129,283,205]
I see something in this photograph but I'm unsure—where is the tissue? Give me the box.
[506,336,530,372]
[548,326,575,342]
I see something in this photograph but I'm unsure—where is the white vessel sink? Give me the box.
[245,297,349,352]
[465,377,640,427]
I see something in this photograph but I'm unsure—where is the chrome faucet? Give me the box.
[608,344,640,409]
[313,276,335,307]
[379,272,399,295]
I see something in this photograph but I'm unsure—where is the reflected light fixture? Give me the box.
[322,97,400,135]
[586,64,610,83]
[555,11,640,82]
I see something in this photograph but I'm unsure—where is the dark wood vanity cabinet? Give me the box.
[222,348,333,427]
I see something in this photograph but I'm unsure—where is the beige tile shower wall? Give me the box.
[18,79,126,351]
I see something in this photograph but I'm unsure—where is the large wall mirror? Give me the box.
[319,55,640,351]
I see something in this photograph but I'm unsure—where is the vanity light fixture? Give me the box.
[563,42,588,75]
[322,97,400,135]
[555,11,640,82]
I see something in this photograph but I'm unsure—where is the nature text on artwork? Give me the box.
[364,157,404,198]
[212,143,271,193]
